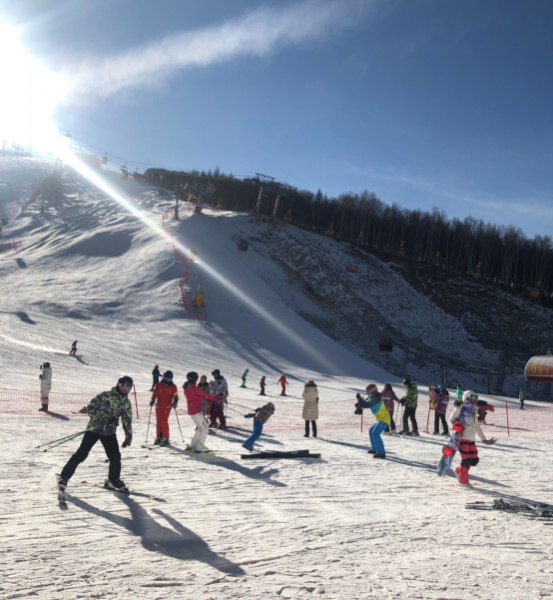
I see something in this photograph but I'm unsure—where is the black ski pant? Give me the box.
[402,407,418,433]
[434,412,449,435]
[60,431,121,482]
[260,385,266,395]
[305,420,317,437]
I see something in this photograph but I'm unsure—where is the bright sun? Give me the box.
[0,22,69,153]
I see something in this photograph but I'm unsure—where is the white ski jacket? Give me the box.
[40,366,52,394]
[449,402,486,442]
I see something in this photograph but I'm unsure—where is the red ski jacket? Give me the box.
[184,383,216,415]
[152,382,178,407]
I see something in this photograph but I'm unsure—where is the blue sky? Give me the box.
[2,0,552,237]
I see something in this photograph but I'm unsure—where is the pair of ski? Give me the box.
[466,499,553,519]
[58,480,165,506]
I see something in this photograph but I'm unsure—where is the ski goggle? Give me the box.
[164,377,173,383]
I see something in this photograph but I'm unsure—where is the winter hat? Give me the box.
[268,402,275,411]
[42,362,50,369]
[306,379,315,385]
[402,378,411,387]
[187,371,199,383]
[365,383,378,394]
[212,369,221,377]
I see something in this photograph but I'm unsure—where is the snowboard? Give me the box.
[437,399,474,477]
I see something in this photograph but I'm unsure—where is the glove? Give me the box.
[354,406,363,416]
[483,438,496,446]
[149,399,155,407]
[355,393,362,402]
[172,399,178,409]
[122,440,131,448]
[244,413,254,418]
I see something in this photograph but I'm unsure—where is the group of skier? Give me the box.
[356,378,495,484]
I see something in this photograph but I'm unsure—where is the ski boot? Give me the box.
[154,435,162,445]
[367,449,376,454]
[104,478,129,492]
[58,477,68,503]
[242,443,253,452]
[373,453,386,459]
[159,437,169,447]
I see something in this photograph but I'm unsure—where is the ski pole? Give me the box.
[39,430,86,452]
[36,430,87,449]
[145,404,153,442]
[228,401,252,412]
[173,407,185,443]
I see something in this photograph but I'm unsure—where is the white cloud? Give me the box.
[63,0,373,104]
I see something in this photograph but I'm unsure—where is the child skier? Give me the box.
[209,369,228,429]
[183,372,217,453]
[355,384,390,459]
[150,370,179,445]
[38,362,52,412]
[259,376,266,396]
[151,365,161,391]
[381,383,400,434]
[399,378,419,436]
[58,375,134,496]
[429,384,450,436]
[240,369,249,388]
[449,390,494,485]
[278,373,287,396]
[69,340,78,356]
[243,402,275,451]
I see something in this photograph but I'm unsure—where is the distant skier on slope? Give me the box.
[243,402,275,452]
[429,384,450,436]
[209,369,228,429]
[278,374,287,396]
[183,371,217,453]
[519,388,525,410]
[150,370,178,445]
[398,378,419,436]
[69,340,78,356]
[456,384,464,400]
[38,362,52,412]
[259,375,266,396]
[301,380,318,438]
[355,384,390,459]
[381,383,400,434]
[58,375,134,497]
[150,365,161,391]
[449,390,494,486]
[240,369,249,388]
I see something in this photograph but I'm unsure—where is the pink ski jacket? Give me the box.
[184,383,216,416]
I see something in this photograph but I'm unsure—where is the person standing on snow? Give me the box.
[449,390,494,485]
[38,362,53,412]
[355,383,390,459]
[151,365,161,391]
[429,384,450,436]
[209,369,228,429]
[58,375,134,495]
[259,376,266,396]
[301,380,319,438]
[381,383,400,434]
[183,372,217,453]
[519,388,525,410]
[150,370,179,445]
[197,375,212,416]
[278,374,287,396]
[243,402,275,452]
[399,378,419,436]
[240,369,249,388]
[69,341,78,356]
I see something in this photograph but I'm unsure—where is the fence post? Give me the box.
[442,366,448,388]
[505,400,509,435]
[426,405,431,434]
[133,385,139,419]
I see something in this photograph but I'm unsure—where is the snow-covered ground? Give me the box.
[1,169,552,599]
[2,417,553,600]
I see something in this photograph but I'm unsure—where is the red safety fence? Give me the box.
[1,388,552,435]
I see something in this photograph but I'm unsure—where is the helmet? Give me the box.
[365,384,377,394]
[117,375,133,394]
[468,392,478,402]
[163,370,173,381]
[437,384,446,393]
[155,364,159,369]
[187,371,199,383]
[268,402,275,411]
[452,421,464,433]
[42,362,50,368]
[384,383,392,390]
[306,379,315,385]
[402,378,411,387]
[211,369,220,377]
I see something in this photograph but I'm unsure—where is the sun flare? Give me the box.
[0,22,69,153]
